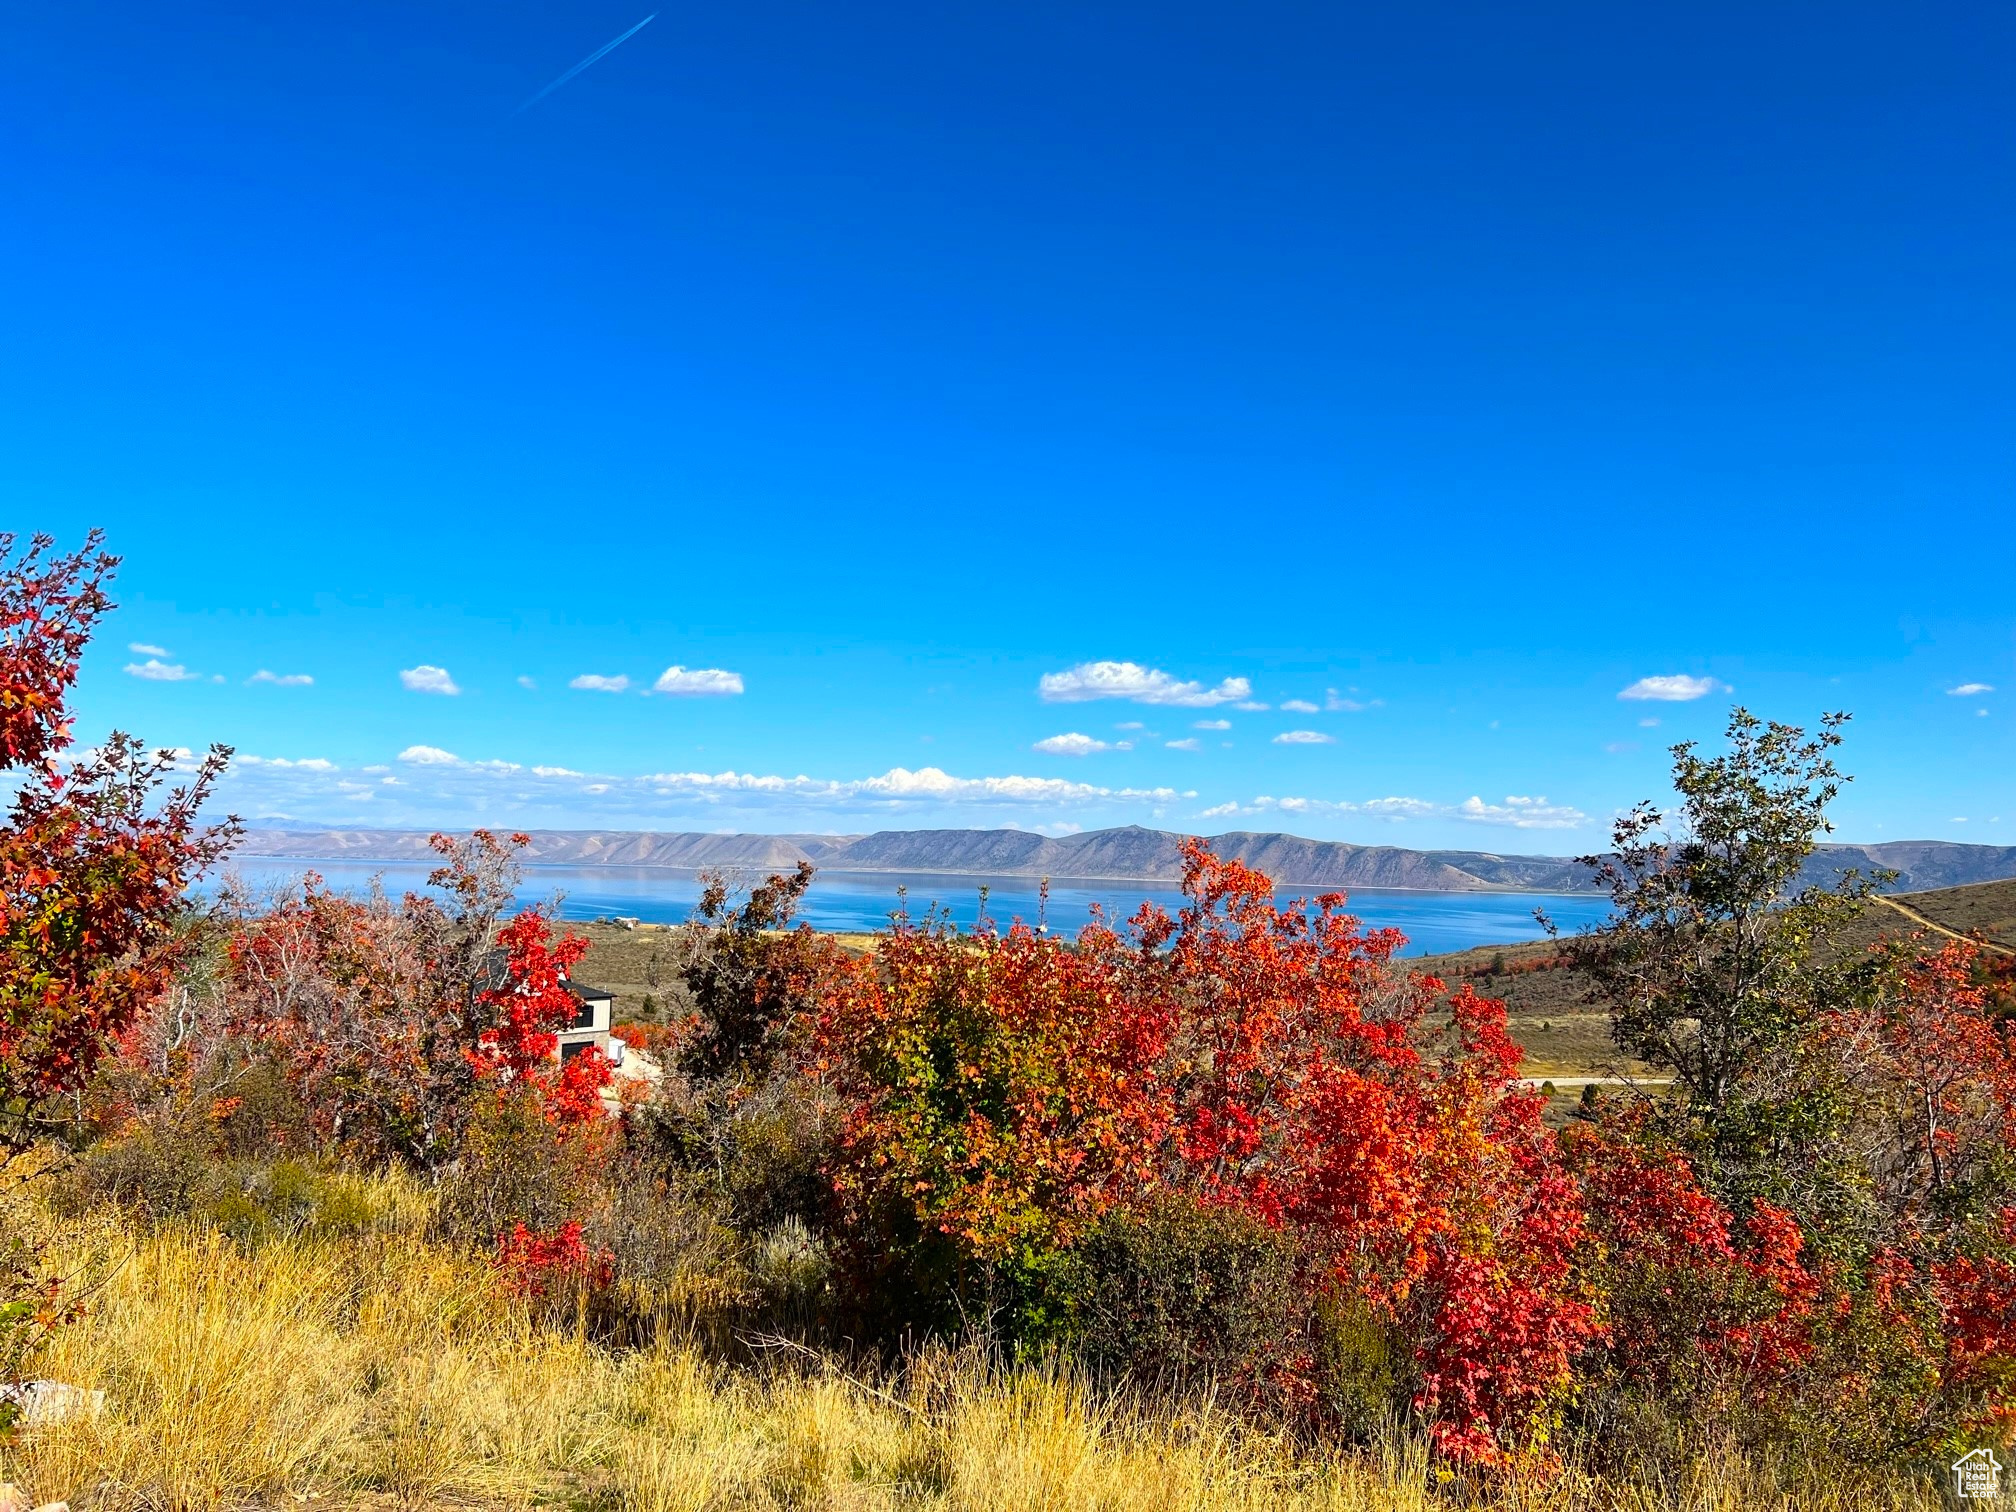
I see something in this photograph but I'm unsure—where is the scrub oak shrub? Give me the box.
[1064,1195,1304,1400]
[815,841,1600,1464]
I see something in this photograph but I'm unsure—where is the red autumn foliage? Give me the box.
[0,531,112,771]
[1138,845,1598,1463]
[817,839,1600,1461]
[218,834,607,1162]
[494,1219,613,1300]
[469,910,610,1124]
[0,533,233,1142]
[1934,1210,2016,1422]
[1561,1108,1837,1404]
[1823,942,2016,1223]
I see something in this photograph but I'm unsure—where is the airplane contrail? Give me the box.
[514,13,657,115]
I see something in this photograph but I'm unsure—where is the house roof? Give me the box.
[476,949,615,1004]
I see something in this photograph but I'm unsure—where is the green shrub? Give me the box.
[196,1159,387,1241]
[588,1160,752,1338]
[56,1122,210,1220]
[746,1215,831,1330]
[59,1133,411,1245]
[1062,1198,1305,1396]
[434,1089,607,1242]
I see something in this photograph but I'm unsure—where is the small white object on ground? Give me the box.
[0,1380,106,1427]
[0,1481,70,1512]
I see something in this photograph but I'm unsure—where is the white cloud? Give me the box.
[400,665,460,696]
[1949,683,1995,696]
[1361,796,1443,819]
[1033,732,1111,757]
[1325,689,1381,713]
[855,768,1186,803]
[222,744,1208,832]
[124,657,199,682]
[1280,699,1320,714]
[1115,721,1145,731]
[517,675,538,690]
[1202,794,1436,823]
[1273,730,1335,745]
[1193,719,1231,731]
[1037,660,1250,708]
[1618,674,1726,702]
[1952,817,1969,824]
[570,674,631,693]
[1234,701,1270,712]
[1638,717,1660,728]
[235,753,334,770]
[247,670,313,687]
[1165,738,1201,751]
[623,765,1194,808]
[1457,795,1588,830]
[1198,791,1584,829]
[653,666,744,696]
[128,642,171,657]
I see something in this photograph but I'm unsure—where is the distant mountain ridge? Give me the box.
[230,825,2016,896]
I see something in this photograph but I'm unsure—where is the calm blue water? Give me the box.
[210,860,1612,957]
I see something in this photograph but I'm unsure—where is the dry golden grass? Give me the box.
[0,1175,1944,1511]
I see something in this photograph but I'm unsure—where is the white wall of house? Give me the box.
[554,984,616,1061]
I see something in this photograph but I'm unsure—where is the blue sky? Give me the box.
[8,1,2012,848]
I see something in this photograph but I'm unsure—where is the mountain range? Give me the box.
[230,826,2016,896]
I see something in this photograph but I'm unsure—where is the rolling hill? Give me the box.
[232,824,2016,895]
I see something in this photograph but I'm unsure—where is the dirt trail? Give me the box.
[1872,895,2016,957]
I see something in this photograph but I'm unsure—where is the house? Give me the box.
[479,949,626,1068]
[555,970,625,1067]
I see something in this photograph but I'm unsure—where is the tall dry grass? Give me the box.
[0,1173,1946,1511]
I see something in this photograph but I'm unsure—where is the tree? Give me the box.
[221,830,608,1166]
[674,861,826,1083]
[816,841,1600,1462]
[816,904,1172,1270]
[1131,842,1598,1464]
[0,531,232,1406]
[1823,943,2016,1229]
[0,531,234,1147]
[1561,709,1876,1137]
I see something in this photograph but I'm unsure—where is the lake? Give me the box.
[213,858,1614,957]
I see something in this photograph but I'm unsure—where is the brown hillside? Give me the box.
[1414,877,2016,1081]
